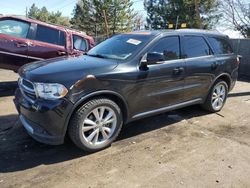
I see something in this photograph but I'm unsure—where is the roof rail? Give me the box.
[177,28,221,34]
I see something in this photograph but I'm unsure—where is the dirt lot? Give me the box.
[0,70,250,188]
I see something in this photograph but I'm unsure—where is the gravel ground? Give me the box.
[0,69,18,82]
[0,70,250,188]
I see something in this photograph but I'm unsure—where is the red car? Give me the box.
[0,16,94,71]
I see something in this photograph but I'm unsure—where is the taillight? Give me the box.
[236,55,242,65]
[236,57,240,64]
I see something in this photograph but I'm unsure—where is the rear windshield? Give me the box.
[87,34,153,60]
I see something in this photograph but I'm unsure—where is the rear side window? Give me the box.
[73,35,88,51]
[0,19,30,38]
[150,36,180,61]
[35,25,65,46]
[208,37,233,54]
[183,36,211,58]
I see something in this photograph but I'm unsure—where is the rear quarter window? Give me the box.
[208,37,233,55]
[35,25,65,46]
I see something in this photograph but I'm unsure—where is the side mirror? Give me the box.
[147,52,165,65]
[141,52,165,67]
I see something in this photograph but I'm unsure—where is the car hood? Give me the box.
[19,55,118,88]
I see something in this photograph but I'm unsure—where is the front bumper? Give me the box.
[19,115,64,145]
[14,89,74,145]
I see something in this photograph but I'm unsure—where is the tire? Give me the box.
[68,98,123,152]
[202,79,228,112]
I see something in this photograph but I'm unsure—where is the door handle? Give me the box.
[16,43,28,48]
[58,51,67,56]
[173,67,184,74]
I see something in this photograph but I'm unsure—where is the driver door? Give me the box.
[135,36,185,115]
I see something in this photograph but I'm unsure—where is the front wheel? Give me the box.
[68,98,123,152]
[202,79,228,112]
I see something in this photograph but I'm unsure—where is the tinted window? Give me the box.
[0,19,30,38]
[150,36,180,61]
[35,25,65,46]
[73,35,88,51]
[184,36,210,58]
[208,37,233,54]
[87,34,153,60]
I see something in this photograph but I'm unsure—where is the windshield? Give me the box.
[87,34,153,60]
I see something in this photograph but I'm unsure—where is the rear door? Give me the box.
[0,18,30,71]
[182,35,219,101]
[207,36,236,72]
[27,24,68,61]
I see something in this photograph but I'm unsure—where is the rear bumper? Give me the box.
[14,88,74,145]
[230,67,239,91]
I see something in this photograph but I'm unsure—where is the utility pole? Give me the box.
[26,7,28,18]
[175,15,179,29]
[95,23,97,39]
[103,10,109,38]
[194,0,202,28]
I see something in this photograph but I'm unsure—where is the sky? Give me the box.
[0,0,145,17]
[0,0,243,38]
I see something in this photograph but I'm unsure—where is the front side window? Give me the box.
[208,37,233,54]
[73,35,88,51]
[149,36,180,61]
[0,19,30,38]
[35,25,65,46]
[183,36,211,58]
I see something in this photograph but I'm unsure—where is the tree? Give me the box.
[132,12,145,30]
[144,0,220,29]
[71,0,136,37]
[28,3,70,27]
[219,0,250,38]
[28,4,40,19]
[36,7,49,23]
[71,0,96,35]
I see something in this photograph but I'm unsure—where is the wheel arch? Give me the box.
[216,73,232,89]
[204,73,232,102]
[202,73,231,112]
[63,90,129,137]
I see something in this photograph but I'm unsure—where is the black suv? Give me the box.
[14,30,239,152]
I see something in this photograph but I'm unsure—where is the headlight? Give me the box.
[34,83,68,100]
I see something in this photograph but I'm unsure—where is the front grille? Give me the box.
[22,79,34,90]
[19,78,37,102]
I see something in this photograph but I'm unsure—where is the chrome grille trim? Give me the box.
[18,78,37,103]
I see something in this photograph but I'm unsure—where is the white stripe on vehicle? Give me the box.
[0,50,44,61]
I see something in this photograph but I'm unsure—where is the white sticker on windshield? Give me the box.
[126,39,142,45]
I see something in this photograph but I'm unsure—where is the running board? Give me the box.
[132,98,202,120]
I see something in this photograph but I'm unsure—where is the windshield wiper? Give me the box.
[86,53,107,59]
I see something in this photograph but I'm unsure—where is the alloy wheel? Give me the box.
[82,106,117,146]
[212,84,226,110]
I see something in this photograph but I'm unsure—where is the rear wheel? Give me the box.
[202,79,228,112]
[68,98,123,152]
